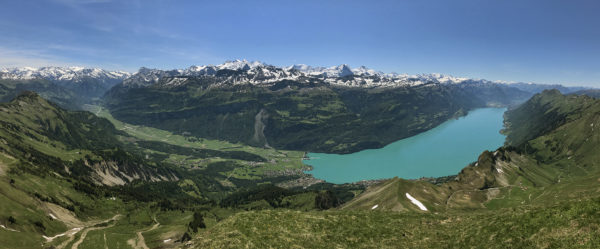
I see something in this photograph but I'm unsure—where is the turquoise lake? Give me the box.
[303,108,507,184]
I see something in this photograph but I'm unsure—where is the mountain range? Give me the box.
[3,60,590,92]
[2,60,591,154]
[116,59,549,89]
[0,67,130,108]
[105,61,537,153]
[0,66,130,83]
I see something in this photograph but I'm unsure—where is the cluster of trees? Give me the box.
[135,140,267,162]
[220,184,293,208]
[219,184,356,210]
[315,190,341,210]
[180,211,206,242]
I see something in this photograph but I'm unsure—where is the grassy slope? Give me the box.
[192,197,600,249]
[0,93,181,248]
[0,151,137,249]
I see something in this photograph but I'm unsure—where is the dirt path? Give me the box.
[0,152,16,176]
[127,218,160,249]
[69,214,121,249]
[131,231,151,249]
[70,227,97,249]
[104,232,108,249]
[52,228,81,249]
[45,214,120,249]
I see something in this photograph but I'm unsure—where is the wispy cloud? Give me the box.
[50,0,113,6]
[0,46,139,72]
[45,43,109,57]
[49,0,181,39]
[0,47,81,68]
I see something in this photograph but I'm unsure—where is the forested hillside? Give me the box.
[106,76,530,154]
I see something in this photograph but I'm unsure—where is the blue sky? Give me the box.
[1,0,599,86]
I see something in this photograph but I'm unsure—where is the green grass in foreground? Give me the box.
[193,197,600,249]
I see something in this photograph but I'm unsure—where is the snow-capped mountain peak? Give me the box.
[217,59,266,71]
[352,66,383,76]
[0,66,134,98]
[0,66,131,82]
[288,64,354,77]
[118,60,497,89]
[413,73,470,84]
[330,64,354,77]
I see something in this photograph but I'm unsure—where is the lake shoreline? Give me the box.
[303,108,508,184]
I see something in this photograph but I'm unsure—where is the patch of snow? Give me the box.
[0,224,19,232]
[405,193,428,211]
[43,227,82,242]
[48,213,57,220]
[496,168,504,174]
[371,204,379,210]
[163,239,172,243]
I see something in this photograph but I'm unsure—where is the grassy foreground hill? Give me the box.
[192,198,600,248]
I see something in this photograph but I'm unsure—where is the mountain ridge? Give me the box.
[2,61,592,95]
[116,60,509,89]
[0,66,130,82]
[0,91,179,186]
[105,77,531,154]
[0,67,132,101]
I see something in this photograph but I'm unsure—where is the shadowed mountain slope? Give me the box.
[106,76,531,154]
